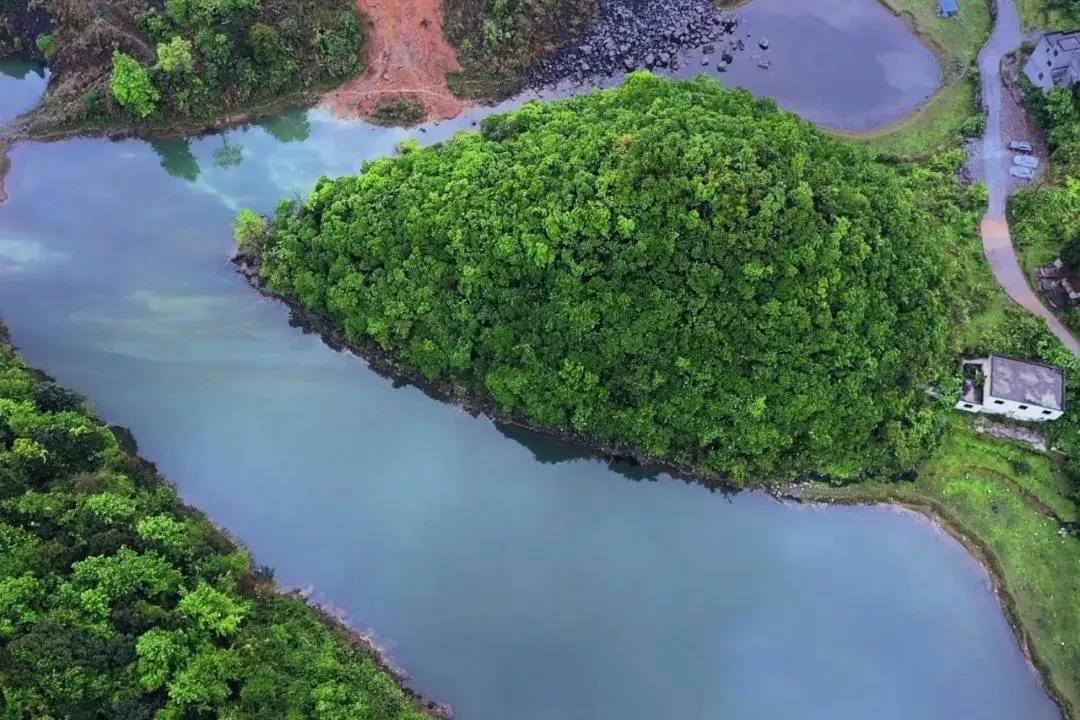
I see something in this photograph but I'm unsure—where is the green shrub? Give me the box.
[110,51,160,118]
[313,11,365,79]
[233,207,268,250]
[370,97,425,126]
[34,33,55,61]
[958,113,986,138]
[155,36,195,74]
[139,12,174,44]
[81,88,104,117]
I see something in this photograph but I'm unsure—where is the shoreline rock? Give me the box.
[523,0,741,88]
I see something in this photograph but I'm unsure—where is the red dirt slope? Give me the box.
[323,0,469,123]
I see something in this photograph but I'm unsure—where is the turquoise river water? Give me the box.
[0,10,1061,718]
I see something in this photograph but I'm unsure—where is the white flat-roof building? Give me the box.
[1024,31,1080,93]
[955,355,1065,421]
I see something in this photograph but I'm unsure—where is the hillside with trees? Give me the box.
[0,0,365,130]
[240,73,985,484]
[443,0,594,98]
[0,323,435,719]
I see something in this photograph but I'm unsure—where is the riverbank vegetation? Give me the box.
[443,0,595,100]
[241,73,984,484]
[0,323,435,719]
[0,0,366,132]
[853,0,989,157]
[1015,0,1080,31]
[799,270,1080,716]
[796,411,1080,717]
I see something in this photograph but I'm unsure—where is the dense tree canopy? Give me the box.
[249,74,980,483]
[1025,84,1080,175]
[0,324,430,719]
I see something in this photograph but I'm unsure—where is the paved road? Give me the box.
[977,0,1080,355]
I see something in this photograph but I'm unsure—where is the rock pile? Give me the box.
[524,0,742,86]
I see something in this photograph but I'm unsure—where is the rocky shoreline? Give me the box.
[524,0,750,88]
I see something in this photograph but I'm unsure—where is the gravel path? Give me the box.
[978,0,1080,355]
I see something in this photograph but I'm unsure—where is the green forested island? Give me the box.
[232,72,1080,714]
[0,0,364,130]
[239,73,983,484]
[0,324,435,719]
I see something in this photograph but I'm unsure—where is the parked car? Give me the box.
[1009,165,1036,180]
[1013,154,1040,169]
[1009,140,1034,152]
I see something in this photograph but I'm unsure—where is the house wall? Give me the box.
[982,393,1063,421]
[1025,37,1065,92]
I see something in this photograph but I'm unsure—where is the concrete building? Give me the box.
[938,0,959,17]
[955,355,1065,421]
[1024,31,1080,93]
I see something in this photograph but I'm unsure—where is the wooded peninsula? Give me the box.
[0,323,441,718]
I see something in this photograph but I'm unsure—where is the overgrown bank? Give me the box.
[0,0,366,135]
[0,322,445,718]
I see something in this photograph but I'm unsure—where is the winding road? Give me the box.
[977,0,1080,355]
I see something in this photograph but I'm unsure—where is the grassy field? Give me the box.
[849,0,991,157]
[852,75,980,156]
[1015,0,1077,31]
[878,0,992,75]
[796,419,1080,717]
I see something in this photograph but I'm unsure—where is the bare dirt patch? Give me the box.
[323,0,469,123]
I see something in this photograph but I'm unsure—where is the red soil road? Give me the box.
[323,0,470,123]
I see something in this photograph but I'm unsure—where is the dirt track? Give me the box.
[322,0,469,123]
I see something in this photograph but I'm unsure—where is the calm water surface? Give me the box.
[0,17,1058,720]
[528,0,941,130]
[0,58,48,123]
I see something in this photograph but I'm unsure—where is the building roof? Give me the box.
[1045,30,1080,52]
[989,355,1065,411]
[939,0,959,12]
